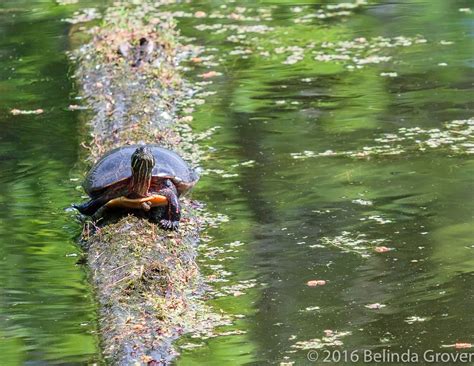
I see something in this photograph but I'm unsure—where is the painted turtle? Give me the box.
[74,145,199,230]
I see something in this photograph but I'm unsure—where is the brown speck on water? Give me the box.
[199,70,220,79]
[306,280,326,287]
[374,246,391,253]
[194,11,207,18]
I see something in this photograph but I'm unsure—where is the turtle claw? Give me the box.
[160,219,179,231]
[140,201,151,211]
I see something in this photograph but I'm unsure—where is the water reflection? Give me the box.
[168,1,473,364]
[0,2,99,364]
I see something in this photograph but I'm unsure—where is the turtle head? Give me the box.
[130,146,155,197]
[132,146,154,167]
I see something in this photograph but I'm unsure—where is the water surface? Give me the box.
[160,1,474,364]
[1,1,473,365]
[0,1,99,364]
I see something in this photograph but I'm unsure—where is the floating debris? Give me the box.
[220,279,257,297]
[199,71,221,78]
[217,329,247,337]
[441,343,473,349]
[320,231,387,257]
[307,280,326,287]
[63,8,100,24]
[314,35,427,69]
[231,160,256,168]
[291,150,317,159]
[192,126,221,141]
[68,104,88,111]
[380,72,398,77]
[367,215,393,225]
[10,108,44,115]
[303,306,321,312]
[352,199,373,206]
[281,46,305,65]
[194,11,207,18]
[365,303,386,310]
[326,0,367,10]
[374,246,391,253]
[292,330,351,350]
[180,342,205,350]
[405,316,428,324]
[294,0,367,23]
[292,117,474,159]
[225,240,245,247]
[56,0,78,4]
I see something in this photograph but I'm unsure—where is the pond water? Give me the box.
[162,1,474,365]
[0,1,99,364]
[1,0,472,365]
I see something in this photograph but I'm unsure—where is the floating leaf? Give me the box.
[199,71,220,78]
[307,280,326,287]
[68,104,88,111]
[194,11,207,18]
[405,316,428,324]
[441,342,473,349]
[365,303,386,310]
[10,108,44,115]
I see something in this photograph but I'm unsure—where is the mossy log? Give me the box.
[71,3,220,364]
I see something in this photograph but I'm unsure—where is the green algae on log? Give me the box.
[71,2,226,364]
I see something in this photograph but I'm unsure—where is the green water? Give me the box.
[1,0,473,365]
[0,1,99,364]
[166,1,474,365]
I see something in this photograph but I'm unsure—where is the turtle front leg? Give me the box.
[74,197,108,216]
[152,179,181,231]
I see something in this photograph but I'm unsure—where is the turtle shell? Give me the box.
[84,145,199,197]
